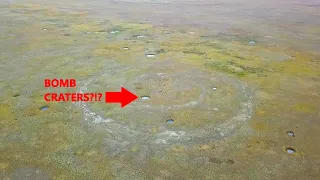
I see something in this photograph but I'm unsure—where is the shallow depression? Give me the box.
[286,147,296,154]
[146,54,155,58]
[40,106,49,111]
[141,96,150,100]
[166,119,174,124]
[286,131,295,137]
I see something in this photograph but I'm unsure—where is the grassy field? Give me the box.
[1,1,319,180]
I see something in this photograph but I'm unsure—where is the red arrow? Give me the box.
[105,87,138,108]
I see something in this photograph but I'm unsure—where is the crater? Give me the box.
[146,54,155,58]
[286,131,295,137]
[40,106,49,111]
[166,119,174,124]
[248,40,256,45]
[141,96,150,100]
[285,147,296,154]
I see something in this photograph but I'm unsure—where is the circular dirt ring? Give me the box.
[77,60,254,157]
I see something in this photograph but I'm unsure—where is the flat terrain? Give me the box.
[1,0,319,179]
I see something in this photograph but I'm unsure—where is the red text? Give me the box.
[44,92,103,102]
[44,79,76,88]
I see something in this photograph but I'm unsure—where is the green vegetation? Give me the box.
[1,2,319,180]
[205,60,265,77]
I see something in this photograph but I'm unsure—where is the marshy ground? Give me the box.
[0,0,319,179]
